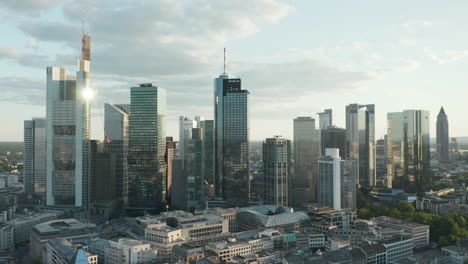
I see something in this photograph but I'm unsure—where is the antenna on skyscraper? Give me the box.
[223,47,226,74]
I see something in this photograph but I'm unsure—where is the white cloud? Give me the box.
[423,48,468,64]
[0,0,60,14]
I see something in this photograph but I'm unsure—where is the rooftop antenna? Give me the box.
[223,47,226,74]
[80,8,86,36]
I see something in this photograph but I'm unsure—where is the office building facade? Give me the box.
[127,83,167,213]
[214,73,250,207]
[24,118,46,197]
[345,104,376,187]
[200,120,215,184]
[436,107,449,163]
[263,136,291,206]
[321,126,346,159]
[318,149,342,209]
[165,137,176,202]
[317,109,333,129]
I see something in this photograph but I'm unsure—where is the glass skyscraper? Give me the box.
[214,73,250,207]
[321,126,346,159]
[293,117,320,204]
[104,103,129,208]
[46,33,91,207]
[262,136,291,207]
[436,107,449,163]
[317,109,333,129]
[24,118,46,197]
[127,83,167,213]
[345,104,376,187]
[200,120,215,184]
[387,110,430,189]
[185,128,205,211]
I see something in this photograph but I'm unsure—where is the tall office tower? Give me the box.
[214,73,250,207]
[387,110,430,189]
[127,83,167,213]
[321,126,346,159]
[165,137,176,202]
[179,116,203,160]
[436,107,449,163]
[375,138,388,187]
[89,140,99,204]
[200,120,215,184]
[262,136,291,206]
[104,103,129,207]
[345,104,376,187]
[185,128,205,211]
[341,159,358,211]
[318,149,341,209]
[46,32,91,207]
[24,118,46,197]
[171,158,184,210]
[90,140,116,203]
[450,138,460,155]
[293,117,320,204]
[317,109,333,129]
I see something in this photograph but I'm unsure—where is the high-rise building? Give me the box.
[376,138,388,187]
[293,117,320,204]
[318,149,342,209]
[436,107,449,163]
[171,158,185,210]
[320,126,346,159]
[340,159,358,211]
[24,118,46,197]
[317,109,333,129]
[345,104,376,187]
[46,33,91,207]
[214,73,250,207]
[89,140,116,203]
[179,116,203,161]
[200,120,215,184]
[450,138,460,155]
[387,110,430,188]
[165,137,176,202]
[104,103,129,207]
[127,83,167,213]
[263,136,291,206]
[185,128,205,211]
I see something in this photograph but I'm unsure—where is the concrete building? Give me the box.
[262,136,291,206]
[214,73,250,207]
[205,238,252,262]
[346,104,376,187]
[441,246,468,264]
[293,117,320,205]
[45,238,98,264]
[0,225,14,253]
[23,118,46,197]
[195,207,237,233]
[317,109,333,129]
[237,205,310,231]
[46,33,91,208]
[306,205,355,233]
[6,211,60,246]
[172,244,205,264]
[318,148,342,209]
[30,218,98,262]
[105,238,158,264]
[127,83,167,213]
[371,216,429,248]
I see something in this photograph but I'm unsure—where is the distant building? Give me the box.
[376,138,388,187]
[195,207,237,233]
[436,107,450,163]
[165,137,177,202]
[293,117,320,205]
[127,83,167,213]
[105,238,158,264]
[318,149,342,209]
[371,216,429,248]
[237,205,310,231]
[263,136,291,206]
[172,244,205,264]
[6,211,61,246]
[450,138,460,155]
[0,225,14,253]
[214,73,250,207]
[179,116,202,162]
[320,126,346,159]
[45,238,98,264]
[345,104,376,187]
[200,120,215,185]
[317,109,333,129]
[185,128,205,211]
[387,110,430,188]
[23,118,46,197]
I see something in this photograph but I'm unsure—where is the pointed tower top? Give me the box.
[223,47,226,74]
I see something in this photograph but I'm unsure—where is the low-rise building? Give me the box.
[0,224,14,253]
[325,237,349,251]
[45,238,98,264]
[105,238,158,264]
[172,244,204,264]
[381,233,413,262]
[195,207,237,233]
[441,246,468,264]
[237,205,310,231]
[306,205,355,233]
[371,216,429,248]
[205,238,252,261]
[6,211,61,245]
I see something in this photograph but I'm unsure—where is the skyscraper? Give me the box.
[46,33,91,207]
[262,136,291,206]
[376,138,388,187]
[214,73,250,207]
[179,116,202,161]
[345,104,376,187]
[24,118,46,197]
[104,103,129,207]
[200,120,215,184]
[165,137,176,202]
[127,83,167,213]
[318,148,341,209]
[293,117,320,204]
[436,107,449,163]
[317,109,333,129]
[387,110,430,189]
[185,128,205,211]
[341,159,358,211]
[320,126,346,159]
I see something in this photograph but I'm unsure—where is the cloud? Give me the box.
[0,77,45,105]
[0,0,60,14]
[393,20,433,31]
[0,47,49,67]
[423,48,468,64]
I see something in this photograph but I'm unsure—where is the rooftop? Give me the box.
[33,218,96,234]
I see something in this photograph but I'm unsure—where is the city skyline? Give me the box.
[1,1,468,141]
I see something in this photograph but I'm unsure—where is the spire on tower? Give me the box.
[223,47,226,74]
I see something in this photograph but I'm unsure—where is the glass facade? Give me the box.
[214,74,250,207]
[200,120,215,184]
[317,109,333,129]
[104,103,129,207]
[23,118,46,197]
[263,136,291,207]
[127,84,167,213]
[318,149,341,209]
[345,104,375,187]
[185,128,205,211]
[293,117,320,203]
[387,110,430,188]
[321,126,346,159]
[436,107,449,163]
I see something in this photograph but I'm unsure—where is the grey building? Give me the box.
[104,103,129,207]
[293,117,320,205]
[436,107,449,163]
[341,159,358,211]
[214,73,250,207]
[318,149,342,209]
[387,110,430,189]
[185,128,205,211]
[345,104,376,187]
[263,136,291,206]
[376,138,387,187]
[127,83,167,213]
[317,109,333,129]
[321,126,346,159]
[23,118,46,197]
[200,120,215,184]
[46,33,91,207]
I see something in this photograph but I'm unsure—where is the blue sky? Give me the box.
[0,0,467,141]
